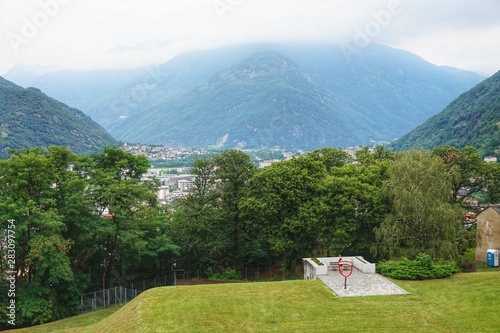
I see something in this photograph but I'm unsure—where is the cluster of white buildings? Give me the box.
[142,168,195,204]
[121,143,210,161]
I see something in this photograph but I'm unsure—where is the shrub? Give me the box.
[206,268,241,281]
[377,253,460,280]
[459,260,477,273]
[311,258,324,266]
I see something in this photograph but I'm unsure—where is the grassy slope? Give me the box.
[4,307,120,333]
[7,271,500,333]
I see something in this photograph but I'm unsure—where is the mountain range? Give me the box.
[5,43,485,150]
[118,52,383,149]
[391,70,500,156]
[0,77,118,159]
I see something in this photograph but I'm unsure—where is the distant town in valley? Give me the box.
[122,143,369,204]
[120,142,365,166]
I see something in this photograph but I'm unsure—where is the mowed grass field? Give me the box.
[7,270,500,333]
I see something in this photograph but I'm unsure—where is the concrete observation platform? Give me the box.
[304,257,409,297]
[318,267,409,297]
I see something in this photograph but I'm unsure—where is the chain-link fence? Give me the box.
[80,286,141,313]
[79,267,288,313]
[80,275,175,313]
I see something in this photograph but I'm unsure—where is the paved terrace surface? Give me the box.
[318,267,409,297]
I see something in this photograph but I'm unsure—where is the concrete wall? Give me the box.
[476,206,500,263]
[303,258,328,279]
[320,256,376,274]
[303,256,376,279]
[352,256,376,274]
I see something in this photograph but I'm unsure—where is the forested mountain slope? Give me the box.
[0,77,118,158]
[115,52,379,149]
[391,70,500,156]
[5,44,483,149]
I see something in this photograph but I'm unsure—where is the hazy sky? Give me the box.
[1,0,499,76]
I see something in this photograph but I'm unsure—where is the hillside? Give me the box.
[391,70,500,156]
[0,76,19,88]
[115,52,379,149]
[5,44,484,149]
[294,44,483,137]
[7,272,500,333]
[0,77,119,158]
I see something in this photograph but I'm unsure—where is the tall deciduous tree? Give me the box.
[307,147,352,170]
[355,145,394,166]
[213,149,258,269]
[311,147,389,258]
[316,170,385,258]
[432,145,483,201]
[240,156,327,274]
[88,147,166,289]
[0,147,78,325]
[168,154,228,272]
[374,150,470,260]
[481,161,500,203]
[169,150,262,274]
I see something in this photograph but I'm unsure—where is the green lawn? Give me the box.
[4,306,120,333]
[6,271,500,333]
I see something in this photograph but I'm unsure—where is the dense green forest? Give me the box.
[0,147,177,328]
[1,144,498,328]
